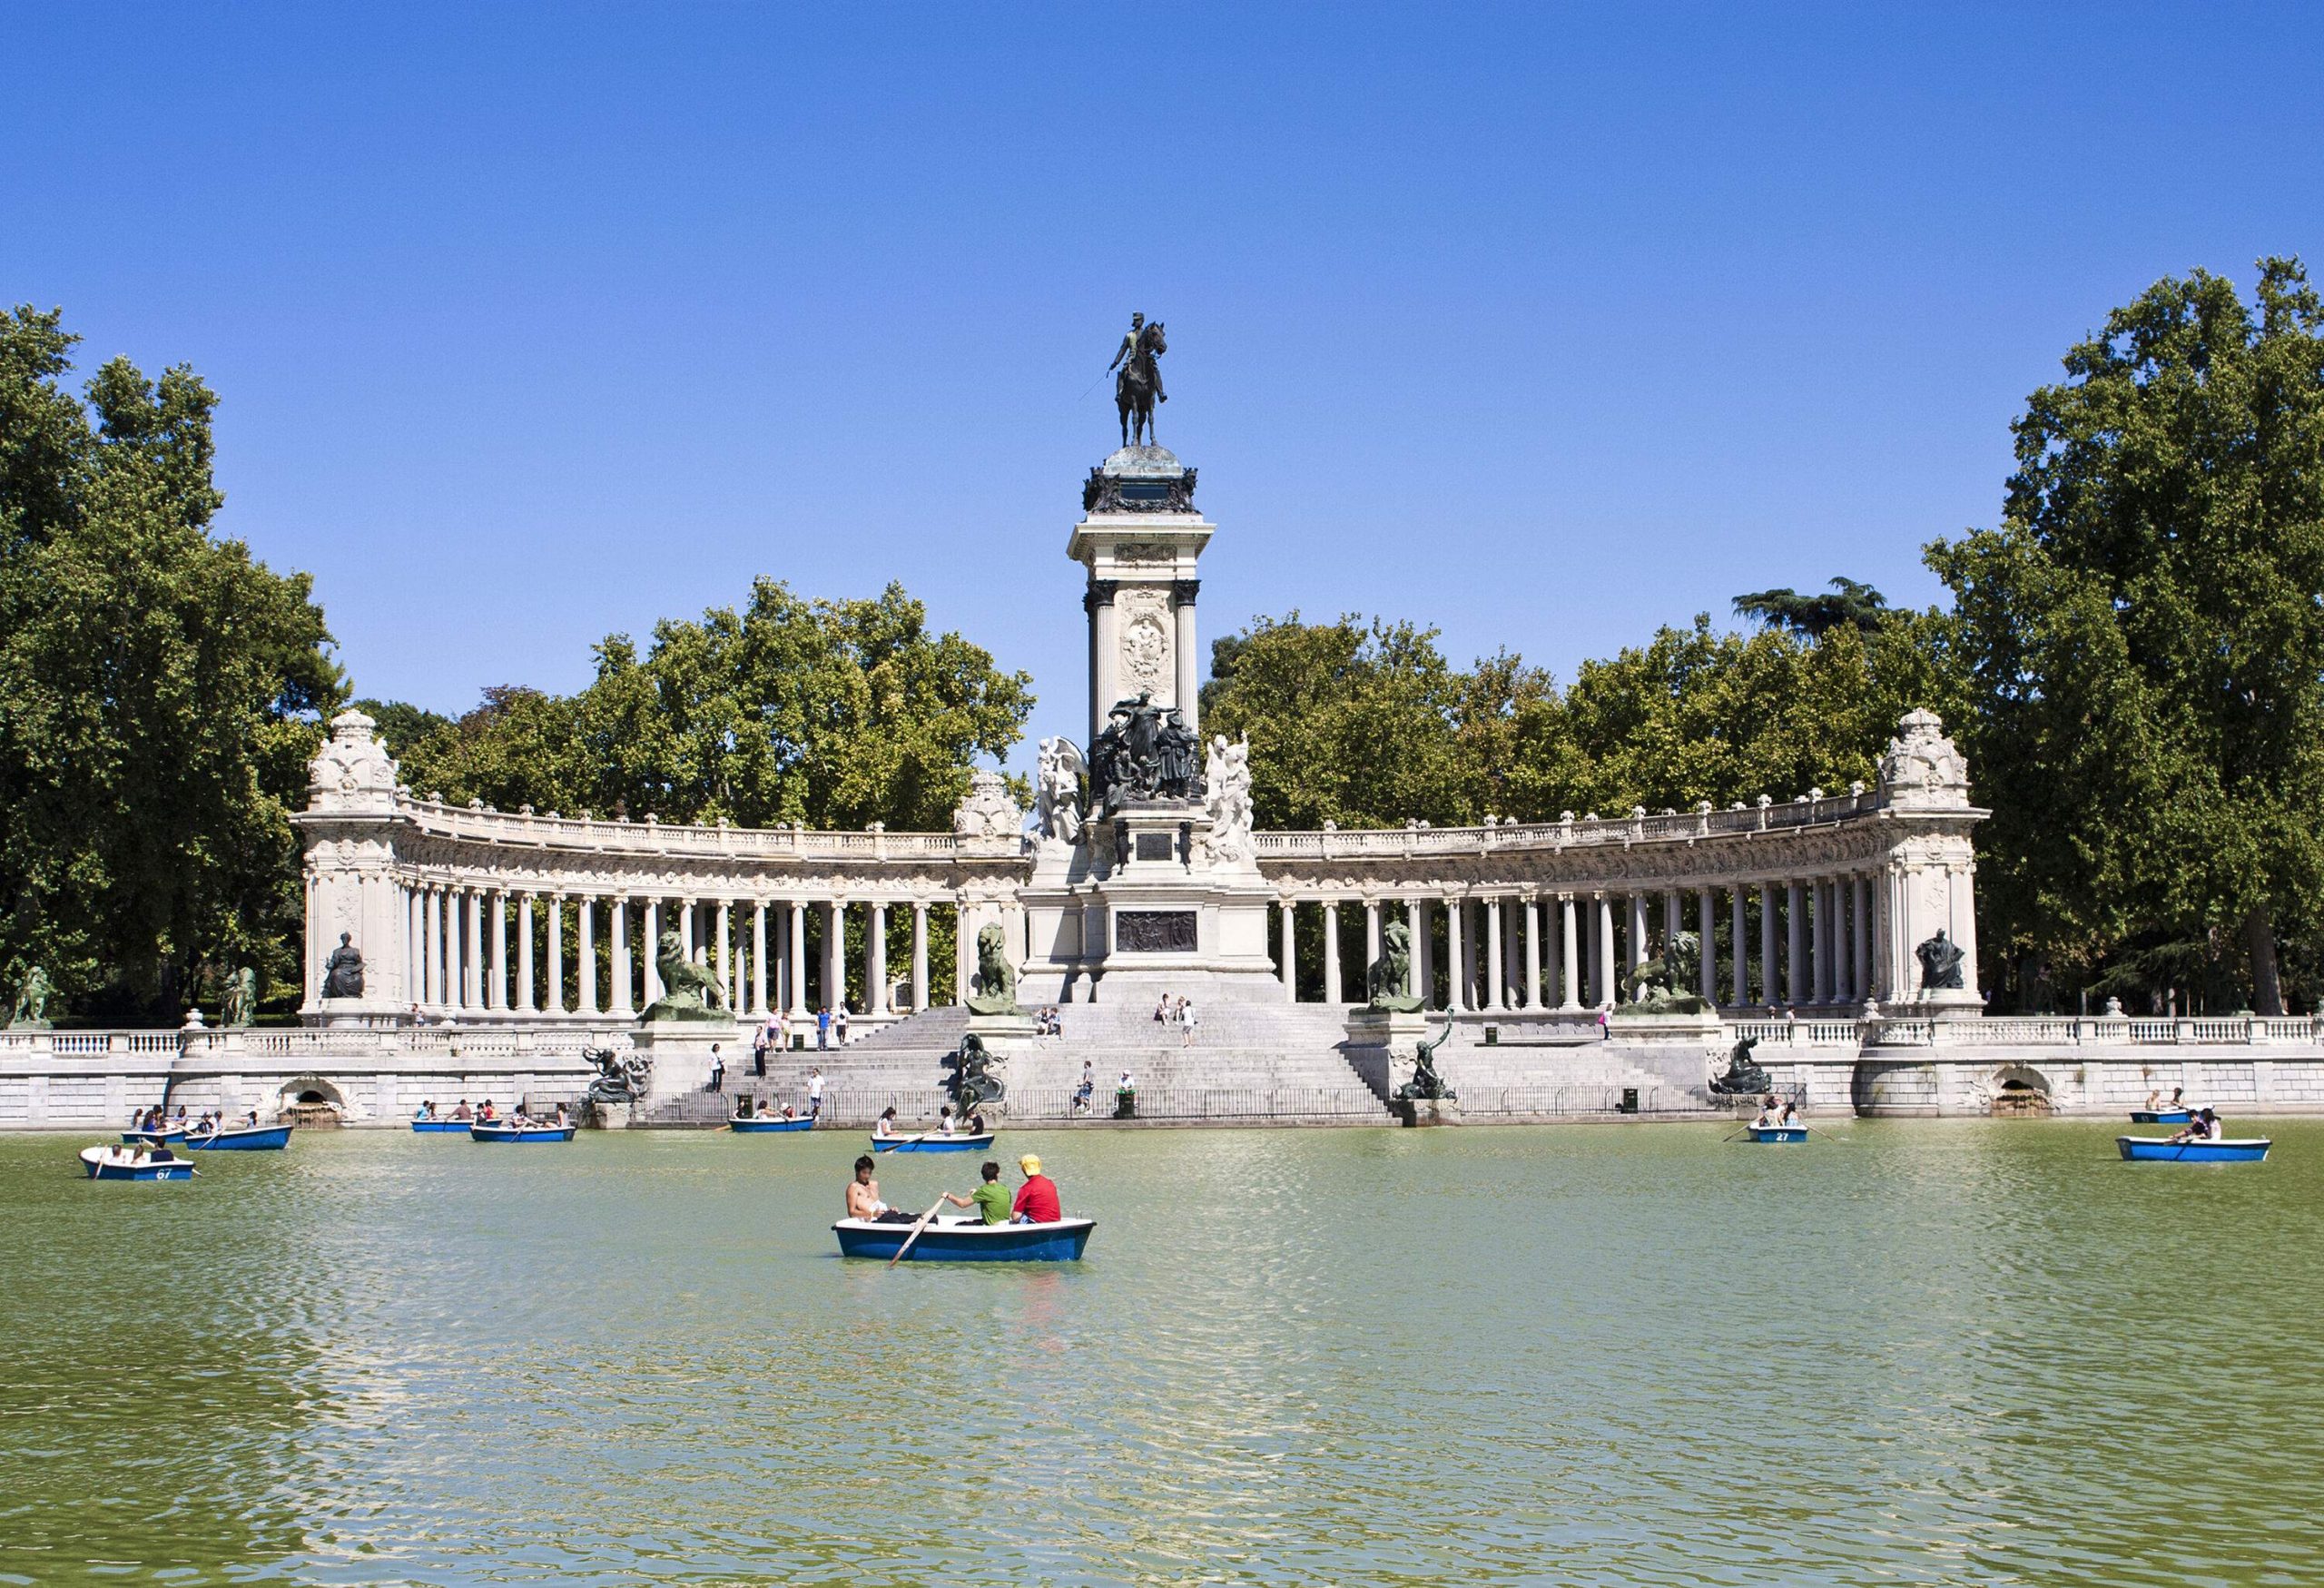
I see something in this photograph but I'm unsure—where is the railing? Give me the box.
[389,796,1014,864]
[1253,790,1887,863]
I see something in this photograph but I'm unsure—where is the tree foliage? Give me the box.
[0,307,341,1018]
[389,579,1034,830]
[1731,577,1893,638]
[1928,258,2324,1012]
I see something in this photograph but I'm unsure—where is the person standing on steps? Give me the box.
[751,1020,771,1079]
[705,1044,724,1094]
[816,1006,831,1050]
[835,1005,851,1046]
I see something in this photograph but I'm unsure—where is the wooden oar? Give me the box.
[878,1129,934,1151]
[889,1197,950,1267]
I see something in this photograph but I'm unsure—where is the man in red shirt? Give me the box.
[1011,1154,1062,1224]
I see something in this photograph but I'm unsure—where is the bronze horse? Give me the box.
[1116,321,1167,448]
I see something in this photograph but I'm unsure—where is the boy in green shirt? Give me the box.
[942,1160,1012,1225]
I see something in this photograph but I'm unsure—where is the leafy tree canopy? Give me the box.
[0,306,341,1018]
[1731,577,1892,638]
[388,579,1034,831]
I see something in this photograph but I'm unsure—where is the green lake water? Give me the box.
[2,1119,2319,1586]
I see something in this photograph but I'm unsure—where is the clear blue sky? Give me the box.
[7,3,2321,773]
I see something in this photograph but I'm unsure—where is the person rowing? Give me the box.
[2167,1107,2223,1144]
[938,1159,1014,1226]
[847,1155,918,1224]
[1751,1095,1778,1129]
[873,1107,897,1140]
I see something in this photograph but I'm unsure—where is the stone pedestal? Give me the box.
[311,996,406,1030]
[587,1100,635,1129]
[628,1020,745,1098]
[1886,990,1986,1023]
[1393,1095,1462,1128]
[1343,1008,1436,1103]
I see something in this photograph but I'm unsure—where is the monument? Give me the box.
[1017,314,1285,1005]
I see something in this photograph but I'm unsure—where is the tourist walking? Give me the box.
[816,1006,831,1050]
[705,1044,724,1093]
[1073,1060,1095,1114]
[1596,1003,1610,1041]
[835,1006,851,1046]
[807,1067,824,1119]
[1180,998,1198,1047]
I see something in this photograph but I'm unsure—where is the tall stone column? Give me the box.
[1829,881,1850,1005]
[1322,901,1342,1003]
[1559,893,1580,1011]
[577,897,597,1015]
[1627,893,1648,972]
[1852,875,1871,1005]
[1445,898,1467,1011]
[1087,584,1118,748]
[789,901,810,1019]
[1483,898,1504,1011]
[643,900,663,1005]
[545,896,564,1015]
[752,902,769,1016]
[714,900,732,1007]
[1278,899,1297,998]
[1364,901,1383,978]
[608,898,633,1016]
[1730,887,1748,1007]
[1173,578,1200,735]
[824,899,845,1012]
[867,900,889,1016]
[516,893,536,1012]
[1696,887,1715,1001]
[463,889,482,1010]
[1410,899,1431,1010]
[1808,879,1827,1005]
[1758,883,1777,1008]
[1523,896,1541,1009]
[421,889,440,1008]
[487,891,507,1011]
[911,902,929,1012]
[1786,882,1806,1007]
[1591,894,1612,1007]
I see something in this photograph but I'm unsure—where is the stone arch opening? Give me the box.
[1989,1065,2053,1117]
[278,1074,346,1127]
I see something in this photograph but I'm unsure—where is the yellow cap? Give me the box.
[1019,1154,1042,1174]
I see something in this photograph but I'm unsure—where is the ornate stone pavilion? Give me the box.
[292,444,1984,1031]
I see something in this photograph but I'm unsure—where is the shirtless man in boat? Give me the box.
[847,1156,918,1224]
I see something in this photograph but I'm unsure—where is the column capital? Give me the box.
[1171,577,1200,603]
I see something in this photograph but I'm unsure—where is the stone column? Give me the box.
[1829,881,1850,1005]
[714,900,733,1008]
[1322,901,1342,1003]
[1364,901,1383,978]
[643,900,663,1005]
[464,889,482,1010]
[1852,874,1871,1004]
[1555,894,1576,1010]
[610,898,635,1015]
[824,898,845,1012]
[486,891,506,1011]
[1697,887,1715,1001]
[577,897,597,1015]
[1483,898,1505,1011]
[678,897,694,961]
[789,901,810,1019]
[1627,893,1648,971]
[1173,578,1200,734]
[517,893,536,1012]
[1278,899,1297,998]
[1411,898,1432,1009]
[544,896,564,1015]
[1757,883,1777,1008]
[421,889,441,1008]
[1591,894,1613,1007]
[1786,881,1806,1007]
[867,900,889,1016]
[750,902,768,1016]
[1524,897,1541,1009]
[1088,583,1118,748]
[1730,887,1748,1007]
[911,902,930,1012]
[1445,897,1467,1011]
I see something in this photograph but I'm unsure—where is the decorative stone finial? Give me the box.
[952,770,1025,849]
[306,707,400,814]
[1878,707,1971,810]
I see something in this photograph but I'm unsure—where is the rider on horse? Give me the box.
[1110,312,1166,404]
[1110,312,1167,445]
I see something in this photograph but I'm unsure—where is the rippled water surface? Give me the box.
[3,1119,2319,1585]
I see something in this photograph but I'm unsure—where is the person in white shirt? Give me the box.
[937,1106,957,1137]
[807,1068,824,1119]
[1180,999,1198,1047]
[874,1106,896,1139]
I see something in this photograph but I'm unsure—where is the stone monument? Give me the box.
[1017,318,1282,1005]
[5,963,54,1031]
[630,929,741,1095]
[298,708,416,1025]
[1875,709,1986,1018]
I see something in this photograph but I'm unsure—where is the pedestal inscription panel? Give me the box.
[1117,911,1198,952]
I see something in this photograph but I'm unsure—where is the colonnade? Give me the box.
[1273,871,1886,1011]
[392,883,961,1021]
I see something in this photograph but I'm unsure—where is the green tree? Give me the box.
[395,579,1033,830]
[1927,259,2324,1013]
[1730,577,1892,638]
[0,307,341,1018]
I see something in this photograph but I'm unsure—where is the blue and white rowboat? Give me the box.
[185,1123,290,1151]
[872,1131,995,1154]
[1744,1126,1809,1143]
[81,1146,193,1181]
[470,1122,577,1143]
[2129,1110,2193,1124]
[832,1216,1094,1262]
[731,1115,814,1133]
[2117,1136,2270,1164]
[121,1126,189,1144]
[409,1118,471,1133]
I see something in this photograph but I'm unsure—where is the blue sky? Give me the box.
[7,3,2321,771]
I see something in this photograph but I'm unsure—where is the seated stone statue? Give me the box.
[1394,1021,1456,1101]
[1365,920,1423,1012]
[947,1033,1008,1114]
[1707,1034,1772,1095]
[963,923,1023,1016]
[1915,929,1965,991]
[322,934,365,998]
[640,930,729,1022]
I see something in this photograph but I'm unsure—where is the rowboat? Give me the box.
[121,1126,188,1144]
[2117,1136,2270,1164]
[872,1131,995,1154]
[409,1118,472,1133]
[470,1122,577,1143]
[184,1123,291,1151]
[2129,1110,2192,1124]
[1744,1125,1809,1143]
[80,1145,194,1181]
[832,1215,1094,1262]
[730,1115,814,1133]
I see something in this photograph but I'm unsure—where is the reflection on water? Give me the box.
[2,1119,2319,1585]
